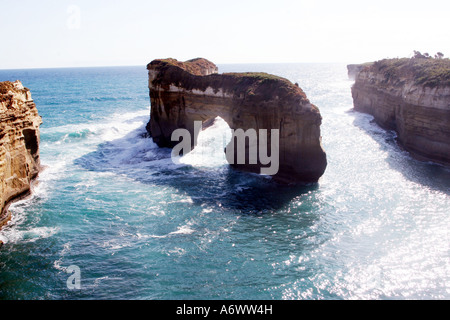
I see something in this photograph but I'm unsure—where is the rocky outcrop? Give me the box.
[0,81,42,228]
[147,58,327,183]
[347,63,373,79]
[351,58,450,165]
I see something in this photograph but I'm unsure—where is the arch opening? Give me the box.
[179,117,232,168]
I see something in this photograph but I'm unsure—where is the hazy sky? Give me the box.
[1,0,449,69]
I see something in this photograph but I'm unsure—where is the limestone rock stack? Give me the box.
[147,58,327,183]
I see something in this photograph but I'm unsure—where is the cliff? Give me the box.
[147,58,327,183]
[0,81,42,228]
[347,62,373,79]
[351,58,450,165]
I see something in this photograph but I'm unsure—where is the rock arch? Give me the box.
[146,58,327,183]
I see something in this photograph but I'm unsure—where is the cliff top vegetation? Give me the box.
[371,54,450,87]
[148,58,307,101]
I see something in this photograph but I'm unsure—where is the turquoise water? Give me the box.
[0,64,449,300]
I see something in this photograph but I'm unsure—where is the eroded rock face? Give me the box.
[0,81,42,227]
[347,62,374,79]
[351,58,450,165]
[147,58,327,183]
[347,64,365,80]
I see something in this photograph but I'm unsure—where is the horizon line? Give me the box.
[0,61,356,71]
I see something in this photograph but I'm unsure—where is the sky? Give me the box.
[0,0,449,69]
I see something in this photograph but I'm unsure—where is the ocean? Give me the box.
[0,63,449,300]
